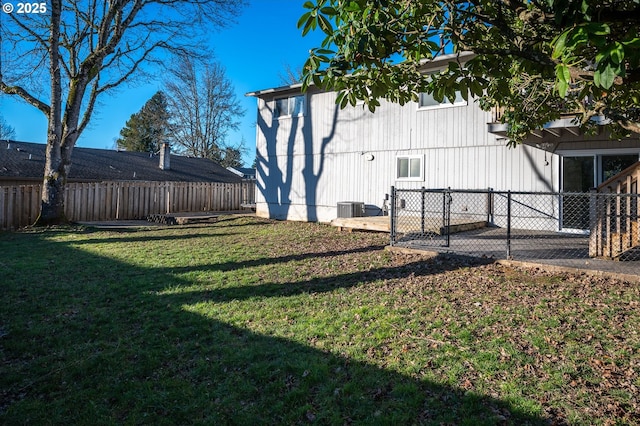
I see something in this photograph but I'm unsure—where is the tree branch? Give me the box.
[0,83,50,115]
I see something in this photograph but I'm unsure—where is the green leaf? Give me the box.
[302,16,316,36]
[320,6,336,15]
[318,14,333,35]
[609,42,624,65]
[594,65,616,89]
[302,1,315,9]
[555,64,570,97]
[557,64,570,83]
[297,12,313,29]
[552,31,569,60]
[457,79,469,101]
[312,73,322,88]
[470,79,483,97]
[586,23,610,36]
[622,37,640,48]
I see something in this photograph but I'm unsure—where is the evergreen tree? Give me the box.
[116,91,171,153]
[218,146,244,169]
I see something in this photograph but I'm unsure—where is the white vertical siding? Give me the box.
[254,88,559,222]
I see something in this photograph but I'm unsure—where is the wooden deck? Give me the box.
[331,215,487,234]
[331,216,391,232]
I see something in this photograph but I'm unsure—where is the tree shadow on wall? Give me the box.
[255,97,340,222]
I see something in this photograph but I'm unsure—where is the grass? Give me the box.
[1,216,639,425]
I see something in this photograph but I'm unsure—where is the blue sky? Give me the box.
[0,0,325,166]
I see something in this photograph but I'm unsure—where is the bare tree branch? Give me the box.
[0,0,246,224]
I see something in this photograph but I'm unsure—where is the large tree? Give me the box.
[299,0,640,144]
[165,56,245,162]
[116,91,171,153]
[0,0,245,225]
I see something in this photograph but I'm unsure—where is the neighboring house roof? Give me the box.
[0,140,242,183]
[227,166,256,180]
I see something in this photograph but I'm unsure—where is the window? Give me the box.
[396,155,424,181]
[274,95,306,118]
[561,152,639,191]
[560,152,639,230]
[418,91,466,109]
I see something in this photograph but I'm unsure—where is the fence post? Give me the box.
[420,186,426,235]
[390,186,396,246]
[486,187,494,225]
[444,188,451,247]
[589,188,599,257]
[166,183,171,214]
[116,184,121,220]
[442,190,446,236]
[506,191,512,259]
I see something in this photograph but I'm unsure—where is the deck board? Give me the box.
[330,216,391,232]
[331,216,487,234]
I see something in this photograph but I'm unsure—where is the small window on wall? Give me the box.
[274,95,306,118]
[397,155,424,181]
[418,91,466,109]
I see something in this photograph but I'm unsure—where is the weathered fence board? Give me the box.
[0,181,255,230]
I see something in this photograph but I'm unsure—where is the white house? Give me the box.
[247,52,640,227]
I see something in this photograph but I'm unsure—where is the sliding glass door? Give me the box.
[562,156,594,229]
[561,153,639,230]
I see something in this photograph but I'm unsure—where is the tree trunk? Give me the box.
[33,0,71,227]
[35,137,72,226]
[36,172,70,226]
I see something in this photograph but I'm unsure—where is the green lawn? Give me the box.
[1,216,638,425]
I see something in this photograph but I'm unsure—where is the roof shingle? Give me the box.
[0,141,242,183]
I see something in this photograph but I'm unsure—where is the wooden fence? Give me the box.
[0,180,255,230]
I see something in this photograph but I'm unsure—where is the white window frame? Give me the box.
[274,95,306,119]
[417,91,467,110]
[396,155,424,181]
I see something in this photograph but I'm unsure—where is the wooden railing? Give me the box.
[0,180,256,230]
[590,162,640,259]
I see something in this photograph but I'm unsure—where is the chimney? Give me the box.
[159,143,171,170]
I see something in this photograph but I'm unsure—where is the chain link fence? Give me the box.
[390,188,640,265]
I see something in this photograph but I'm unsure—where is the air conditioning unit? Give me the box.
[337,202,365,218]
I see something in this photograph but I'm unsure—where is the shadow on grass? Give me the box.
[164,244,390,275]
[65,231,244,246]
[158,255,494,306]
[0,229,548,425]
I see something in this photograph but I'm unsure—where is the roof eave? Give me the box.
[246,82,305,98]
[246,51,477,98]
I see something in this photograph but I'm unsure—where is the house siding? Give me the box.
[255,88,560,223]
